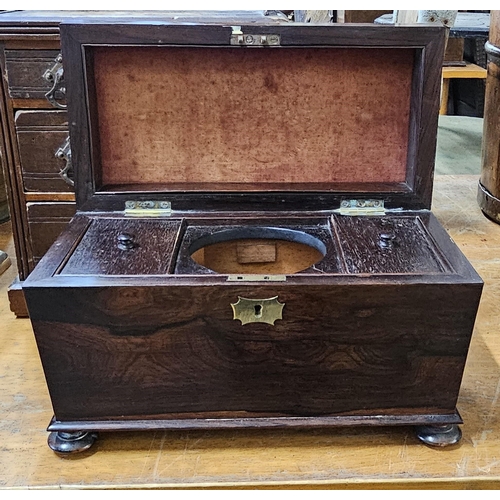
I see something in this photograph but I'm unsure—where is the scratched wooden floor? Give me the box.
[0,175,500,489]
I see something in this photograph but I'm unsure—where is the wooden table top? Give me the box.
[442,63,487,79]
[1,175,499,489]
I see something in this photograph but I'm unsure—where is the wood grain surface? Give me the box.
[1,175,500,488]
[4,49,63,101]
[478,11,500,221]
[331,215,449,274]
[25,282,478,421]
[14,110,71,193]
[61,218,182,276]
[61,23,445,213]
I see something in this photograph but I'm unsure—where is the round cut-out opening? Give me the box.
[189,227,326,275]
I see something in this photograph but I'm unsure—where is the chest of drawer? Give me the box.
[15,110,72,192]
[5,49,64,103]
[26,202,75,268]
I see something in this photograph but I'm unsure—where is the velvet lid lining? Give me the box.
[91,46,414,190]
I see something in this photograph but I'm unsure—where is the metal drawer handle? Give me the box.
[55,136,74,187]
[43,53,66,109]
[231,296,284,325]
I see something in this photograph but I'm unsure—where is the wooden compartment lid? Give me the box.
[61,22,446,212]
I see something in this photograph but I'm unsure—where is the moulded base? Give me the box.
[48,411,463,433]
[45,412,463,453]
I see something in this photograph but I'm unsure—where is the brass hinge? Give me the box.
[337,199,386,216]
[124,201,172,217]
[230,26,280,46]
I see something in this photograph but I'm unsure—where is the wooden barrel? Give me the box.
[478,11,500,222]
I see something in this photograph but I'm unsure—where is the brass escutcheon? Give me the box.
[231,296,285,325]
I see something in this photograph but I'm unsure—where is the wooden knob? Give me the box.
[379,233,396,248]
[117,233,135,250]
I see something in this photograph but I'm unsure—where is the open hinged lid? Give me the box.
[60,21,446,213]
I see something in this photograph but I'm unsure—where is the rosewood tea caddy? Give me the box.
[23,20,483,454]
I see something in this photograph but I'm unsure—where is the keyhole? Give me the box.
[254,304,263,317]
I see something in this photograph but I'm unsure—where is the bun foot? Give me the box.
[415,424,462,447]
[48,431,98,454]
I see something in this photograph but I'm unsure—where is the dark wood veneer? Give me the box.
[48,412,463,433]
[26,280,480,421]
[61,218,182,276]
[22,21,482,450]
[23,209,482,439]
[59,23,446,213]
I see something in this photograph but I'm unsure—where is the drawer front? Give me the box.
[27,202,75,268]
[5,49,65,103]
[15,110,72,192]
